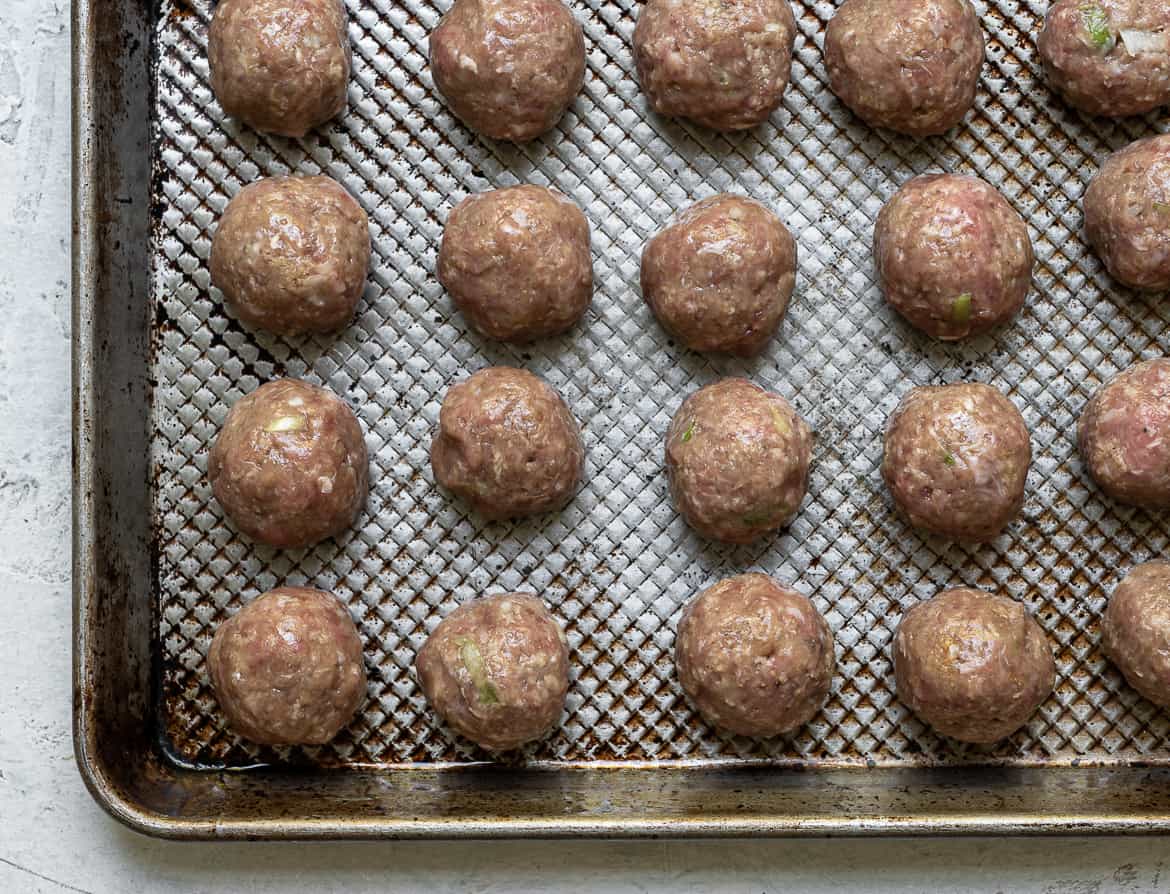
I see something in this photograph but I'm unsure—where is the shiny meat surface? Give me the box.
[1077,358,1170,508]
[640,194,797,356]
[1038,0,1170,118]
[824,0,985,136]
[675,573,835,737]
[1084,134,1170,290]
[633,0,797,130]
[208,379,369,548]
[415,593,570,751]
[665,378,812,543]
[438,185,593,342]
[210,175,370,336]
[208,587,367,745]
[1102,562,1170,708]
[882,383,1031,542]
[429,0,585,142]
[208,0,351,137]
[893,587,1055,744]
[874,173,1034,339]
[431,367,584,520]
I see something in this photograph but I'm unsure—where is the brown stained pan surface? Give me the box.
[75,0,1170,839]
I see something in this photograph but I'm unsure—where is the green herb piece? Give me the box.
[457,638,499,705]
[1080,5,1115,51]
[681,422,695,443]
[943,452,957,466]
[742,509,776,526]
[952,293,973,325]
[1154,201,1170,213]
[264,415,305,433]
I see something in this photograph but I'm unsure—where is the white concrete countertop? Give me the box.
[3,0,1168,889]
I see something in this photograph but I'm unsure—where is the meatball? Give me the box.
[209,379,369,549]
[429,0,585,142]
[632,0,797,131]
[675,573,835,737]
[1077,358,1170,508]
[1084,134,1170,291]
[438,186,592,342]
[874,174,1034,339]
[208,0,351,138]
[824,0,985,136]
[893,587,1055,744]
[882,383,1031,542]
[416,593,570,751]
[1102,562,1170,708]
[1038,0,1170,118]
[210,176,371,336]
[640,194,797,356]
[208,587,367,745]
[665,378,812,543]
[431,367,584,520]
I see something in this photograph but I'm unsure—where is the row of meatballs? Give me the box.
[211,129,1170,358]
[209,564,1170,753]
[211,357,1170,555]
[207,0,1170,143]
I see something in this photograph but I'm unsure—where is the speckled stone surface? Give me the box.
[1,0,1169,889]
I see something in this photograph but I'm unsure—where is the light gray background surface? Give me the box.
[2,0,1168,890]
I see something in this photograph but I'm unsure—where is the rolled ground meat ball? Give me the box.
[882,383,1031,542]
[632,0,797,131]
[874,173,1034,339]
[416,592,570,751]
[431,367,584,520]
[1077,358,1170,508]
[1038,0,1170,118]
[666,378,812,543]
[429,0,585,142]
[893,587,1055,744]
[824,0,985,136]
[438,186,592,342]
[640,194,797,356]
[210,176,371,336]
[1084,134,1170,291]
[208,586,367,745]
[209,379,369,549]
[675,573,835,737]
[208,0,351,137]
[1102,562,1170,708]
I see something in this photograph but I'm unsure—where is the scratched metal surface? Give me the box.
[152,0,1170,769]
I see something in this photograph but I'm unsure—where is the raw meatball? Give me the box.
[1084,134,1170,291]
[431,367,584,520]
[1038,0,1170,118]
[209,379,369,549]
[208,0,351,137]
[665,378,812,543]
[893,587,1055,744]
[210,176,371,336]
[632,0,797,130]
[882,383,1031,542]
[208,587,366,745]
[416,593,570,751]
[1077,358,1170,508]
[1102,562,1170,708]
[874,174,1034,339]
[429,0,585,142]
[640,194,797,356]
[824,0,984,136]
[675,573,835,737]
[438,186,592,342]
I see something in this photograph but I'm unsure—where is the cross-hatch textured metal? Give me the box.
[153,0,1170,769]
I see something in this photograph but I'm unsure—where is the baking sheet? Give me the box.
[152,0,1170,771]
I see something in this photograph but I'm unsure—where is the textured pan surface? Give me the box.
[153,0,1170,770]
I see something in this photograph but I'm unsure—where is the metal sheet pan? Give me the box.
[74,0,1170,837]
